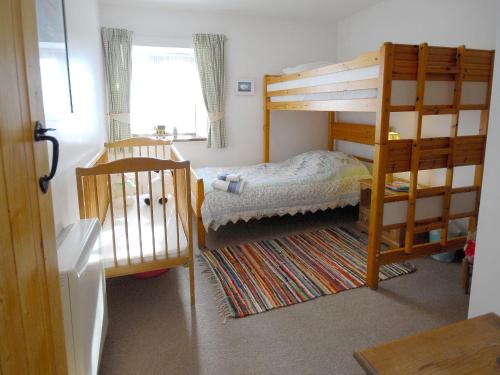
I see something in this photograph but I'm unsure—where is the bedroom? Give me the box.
[1,0,500,374]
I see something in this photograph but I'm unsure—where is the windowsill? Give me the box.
[132,134,207,142]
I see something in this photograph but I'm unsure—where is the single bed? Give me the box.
[198,150,370,230]
[173,148,370,241]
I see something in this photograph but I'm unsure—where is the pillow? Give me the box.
[282,61,332,75]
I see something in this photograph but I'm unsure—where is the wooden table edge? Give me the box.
[353,351,380,375]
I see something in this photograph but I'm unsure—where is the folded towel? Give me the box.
[212,179,246,194]
[217,173,241,182]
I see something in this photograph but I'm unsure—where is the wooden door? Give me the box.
[0,0,68,373]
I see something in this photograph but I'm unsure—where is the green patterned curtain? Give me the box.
[101,27,133,142]
[193,34,227,148]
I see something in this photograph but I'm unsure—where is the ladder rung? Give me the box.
[415,221,443,234]
[384,186,478,204]
[452,185,480,194]
[420,147,452,157]
[449,211,477,220]
[390,105,416,112]
[422,105,458,115]
[384,186,448,203]
[380,236,467,265]
[382,217,442,232]
[459,104,488,111]
[426,67,459,74]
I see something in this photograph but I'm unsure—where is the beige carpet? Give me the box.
[99,207,469,375]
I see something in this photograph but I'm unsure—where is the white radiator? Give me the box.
[58,219,108,375]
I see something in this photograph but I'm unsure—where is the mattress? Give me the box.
[268,65,379,103]
[196,150,371,231]
[100,188,188,269]
[282,61,332,75]
[270,89,378,102]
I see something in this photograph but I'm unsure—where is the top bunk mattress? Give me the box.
[196,150,371,231]
[267,65,379,103]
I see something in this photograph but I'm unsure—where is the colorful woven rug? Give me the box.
[200,226,415,319]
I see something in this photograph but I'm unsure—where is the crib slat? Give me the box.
[147,146,150,157]
[83,177,90,217]
[121,173,131,265]
[107,174,118,267]
[93,175,99,219]
[173,169,181,257]
[76,176,85,219]
[113,147,117,160]
[135,172,144,262]
[162,145,166,159]
[148,171,156,260]
[161,170,168,259]
[139,146,142,157]
[155,145,158,158]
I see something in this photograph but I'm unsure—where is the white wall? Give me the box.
[469,3,500,317]
[48,0,107,234]
[337,0,495,61]
[99,4,338,167]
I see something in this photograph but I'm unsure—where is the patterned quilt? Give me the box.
[196,150,371,230]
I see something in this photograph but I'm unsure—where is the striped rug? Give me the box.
[200,226,415,318]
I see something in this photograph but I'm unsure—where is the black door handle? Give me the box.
[34,121,59,193]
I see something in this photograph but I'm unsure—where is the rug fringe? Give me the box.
[197,254,235,322]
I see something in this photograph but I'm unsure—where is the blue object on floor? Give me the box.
[430,226,461,262]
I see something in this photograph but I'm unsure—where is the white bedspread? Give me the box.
[196,150,371,231]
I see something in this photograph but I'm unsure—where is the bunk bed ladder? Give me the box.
[405,44,471,252]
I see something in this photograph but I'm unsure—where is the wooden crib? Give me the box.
[75,138,195,304]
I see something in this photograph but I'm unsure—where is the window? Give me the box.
[130,46,207,137]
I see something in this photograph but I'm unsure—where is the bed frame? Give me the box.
[76,138,195,304]
[263,42,495,289]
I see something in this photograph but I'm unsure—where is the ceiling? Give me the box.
[99,0,384,22]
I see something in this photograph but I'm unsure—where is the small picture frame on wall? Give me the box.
[236,79,255,95]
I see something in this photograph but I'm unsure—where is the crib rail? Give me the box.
[75,156,195,304]
[105,137,172,160]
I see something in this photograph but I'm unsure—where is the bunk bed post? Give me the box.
[404,43,429,254]
[469,50,495,233]
[263,75,271,162]
[328,112,336,151]
[440,45,465,245]
[366,42,394,290]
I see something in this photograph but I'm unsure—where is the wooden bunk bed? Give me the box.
[75,138,195,304]
[262,42,495,289]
